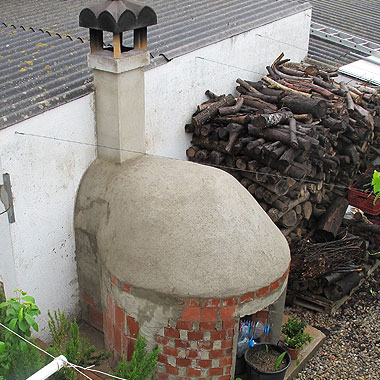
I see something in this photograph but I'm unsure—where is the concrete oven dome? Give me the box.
[76,155,290,299]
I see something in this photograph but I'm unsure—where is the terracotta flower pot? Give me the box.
[285,346,299,360]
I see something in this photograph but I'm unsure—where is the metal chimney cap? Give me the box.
[79,0,157,33]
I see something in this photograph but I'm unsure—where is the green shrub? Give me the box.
[0,289,44,379]
[115,333,160,380]
[281,317,312,349]
[48,311,109,380]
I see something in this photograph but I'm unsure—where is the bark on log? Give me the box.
[262,76,312,98]
[192,94,235,127]
[315,197,349,241]
[281,95,327,118]
[218,97,244,116]
[251,110,294,129]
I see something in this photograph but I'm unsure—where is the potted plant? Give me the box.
[244,343,291,380]
[280,317,312,360]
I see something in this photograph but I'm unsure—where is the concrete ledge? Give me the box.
[88,49,150,73]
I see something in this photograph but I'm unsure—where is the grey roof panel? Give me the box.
[309,0,380,45]
[1,0,311,129]
[308,0,380,66]
[308,35,367,67]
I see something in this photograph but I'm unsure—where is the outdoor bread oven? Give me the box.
[75,1,291,379]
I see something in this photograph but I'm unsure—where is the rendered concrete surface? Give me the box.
[75,155,290,299]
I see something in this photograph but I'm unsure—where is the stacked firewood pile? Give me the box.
[289,236,369,301]
[185,54,380,244]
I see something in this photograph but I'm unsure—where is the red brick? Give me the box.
[240,291,255,304]
[82,290,94,305]
[221,339,233,349]
[113,326,122,354]
[114,303,125,330]
[186,350,199,359]
[201,307,218,321]
[175,339,190,349]
[211,331,225,340]
[222,320,237,329]
[198,359,212,368]
[256,310,269,320]
[209,350,224,359]
[270,279,280,293]
[110,275,118,285]
[88,304,103,332]
[165,364,178,375]
[220,357,232,366]
[186,299,201,307]
[222,297,238,306]
[220,376,231,380]
[104,314,113,341]
[186,368,201,376]
[209,367,223,376]
[107,295,114,318]
[122,284,131,292]
[176,358,191,367]
[182,306,201,321]
[127,338,136,361]
[256,286,269,298]
[205,298,220,308]
[224,366,232,375]
[188,331,203,340]
[156,373,168,380]
[165,328,180,339]
[163,346,178,356]
[198,341,212,350]
[155,335,169,345]
[220,306,236,320]
[200,321,217,330]
[127,316,139,338]
[281,268,289,284]
[177,320,193,330]
[158,353,168,364]
[226,329,234,338]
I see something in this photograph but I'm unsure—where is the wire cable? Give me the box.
[15,131,363,192]
[0,321,128,380]
[0,322,54,359]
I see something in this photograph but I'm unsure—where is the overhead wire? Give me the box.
[0,322,128,380]
[15,131,365,193]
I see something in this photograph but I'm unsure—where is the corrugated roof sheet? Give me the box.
[1,0,311,129]
[308,0,379,66]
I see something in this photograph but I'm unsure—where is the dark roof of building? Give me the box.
[308,0,380,66]
[1,0,311,130]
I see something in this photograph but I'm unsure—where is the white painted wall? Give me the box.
[145,9,311,159]
[0,9,310,340]
[0,94,96,341]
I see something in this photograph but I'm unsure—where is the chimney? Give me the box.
[79,0,157,163]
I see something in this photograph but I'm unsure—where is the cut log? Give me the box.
[315,197,349,241]
[218,97,244,116]
[192,94,235,127]
[281,95,327,118]
[262,76,312,98]
[251,110,294,129]
[289,118,298,148]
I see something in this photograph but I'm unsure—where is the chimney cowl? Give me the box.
[79,0,157,34]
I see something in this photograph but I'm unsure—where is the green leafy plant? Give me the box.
[115,333,160,380]
[281,317,312,350]
[274,351,287,371]
[0,289,44,379]
[48,311,109,380]
[372,170,380,205]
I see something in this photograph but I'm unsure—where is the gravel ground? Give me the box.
[285,265,380,380]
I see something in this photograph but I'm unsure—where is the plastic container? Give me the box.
[244,343,291,380]
[347,186,380,215]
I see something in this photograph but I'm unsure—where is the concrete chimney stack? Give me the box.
[79,0,157,163]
